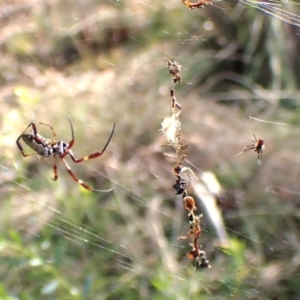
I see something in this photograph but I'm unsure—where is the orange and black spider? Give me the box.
[16,115,116,192]
[182,0,212,9]
[236,134,265,165]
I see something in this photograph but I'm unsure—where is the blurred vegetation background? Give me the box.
[1,0,300,299]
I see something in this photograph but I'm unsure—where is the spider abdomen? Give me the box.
[21,133,53,157]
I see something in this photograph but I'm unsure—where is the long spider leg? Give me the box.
[56,115,74,159]
[16,135,32,157]
[67,115,75,148]
[16,147,36,157]
[67,123,116,163]
[60,157,112,192]
[39,122,57,141]
[236,145,256,156]
[257,150,263,166]
[235,150,245,156]
[98,122,116,155]
[30,114,38,136]
[67,149,95,163]
[244,145,256,151]
[16,121,37,157]
[51,155,58,181]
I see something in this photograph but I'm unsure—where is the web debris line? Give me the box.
[160,58,211,269]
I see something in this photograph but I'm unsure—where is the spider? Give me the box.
[182,0,212,9]
[16,115,116,192]
[236,134,265,165]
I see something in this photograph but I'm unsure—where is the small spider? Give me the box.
[16,115,116,192]
[182,0,212,9]
[236,134,265,165]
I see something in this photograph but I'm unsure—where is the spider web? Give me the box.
[1,0,300,299]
